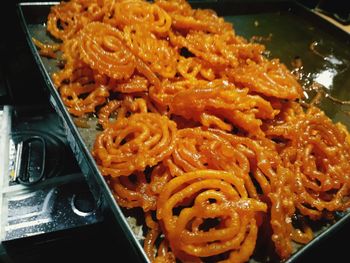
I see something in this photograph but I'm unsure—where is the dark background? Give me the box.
[0,1,349,263]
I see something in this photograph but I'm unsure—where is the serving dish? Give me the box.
[18,1,350,262]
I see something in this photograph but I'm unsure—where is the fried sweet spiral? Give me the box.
[47,1,83,40]
[170,30,265,68]
[263,105,350,258]
[111,171,157,211]
[110,164,172,212]
[31,38,60,58]
[165,128,258,199]
[156,0,231,34]
[93,112,177,177]
[60,83,109,116]
[171,8,233,34]
[51,37,85,87]
[98,96,148,129]
[47,0,104,40]
[144,211,176,263]
[157,170,267,262]
[123,25,178,78]
[79,22,136,80]
[226,59,303,100]
[279,107,350,219]
[210,129,279,195]
[177,57,216,81]
[170,83,277,135]
[149,78,208,108]
[104,0,172,35]
[269,166,299,259]
[111,75,149,93]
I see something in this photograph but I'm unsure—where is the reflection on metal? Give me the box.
[71,192,96,217]
[308,41,349,91]
[313,68,338,89]
[13,142,23,183]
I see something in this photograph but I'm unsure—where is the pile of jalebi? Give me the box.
[40,0,350,262]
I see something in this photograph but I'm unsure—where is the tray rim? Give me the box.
[17,2,150,263]
[16,1,350,263]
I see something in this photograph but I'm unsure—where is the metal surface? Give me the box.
[0,107,104,244]
[17,1,350,262]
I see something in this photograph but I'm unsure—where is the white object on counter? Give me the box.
[0,106,12,242]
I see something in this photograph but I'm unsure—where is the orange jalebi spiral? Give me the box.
[155,0,232,34]
[267,105,350,219]
[177,56,216,81]
[31,38,60,58]
[98,96,148,129]
[157,170,267,262]
[104,0,172,35]
[144,212,176,263]
[268,165,296,259]
[216,126,313,259]
[154,0,193,16]
[165,127,258,199]
[51,37,85,87]
[79,22,136,80]
[149,78,208,108]
[59,83,109,116]
[284,108,350,219]
[170,30,265,68]
[210,128,279,195]
[47,1,83,40]
[170,82,278,135]
[110,74,149,93]
[123,25,178,78]
[47,0,104,40]
[173,8,232,34]
[110,164,172,211]
[93,112,177,177]
[226,58,303,100]
[111,171,157,211]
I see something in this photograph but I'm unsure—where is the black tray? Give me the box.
[17,1,350,262]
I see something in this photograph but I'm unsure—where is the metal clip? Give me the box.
[12,141,23,182]
[16,136,46,185]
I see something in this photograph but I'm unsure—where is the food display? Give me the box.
[34,0,350,262]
